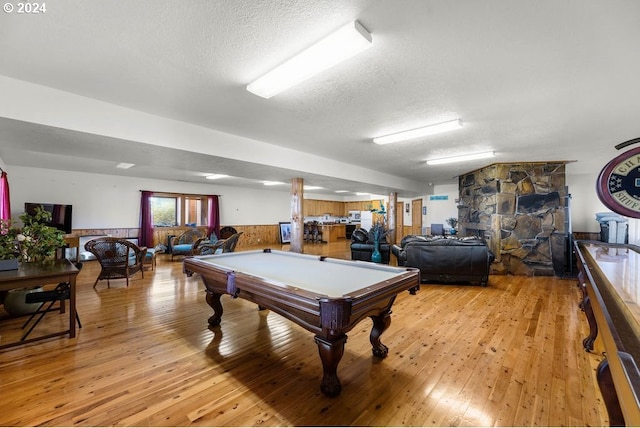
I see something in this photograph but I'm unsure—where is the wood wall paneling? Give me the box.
[72,199,396,249]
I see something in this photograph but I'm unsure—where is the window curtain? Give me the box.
[0,170,10,221]
[139,191,154,248]
[207,195,220,239]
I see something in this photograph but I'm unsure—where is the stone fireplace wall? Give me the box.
[458,162,568,276]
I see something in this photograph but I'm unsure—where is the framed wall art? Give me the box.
[279,222,292,244]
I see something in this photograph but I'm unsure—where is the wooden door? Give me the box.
[411,199,422,235]
[395,202,404,243]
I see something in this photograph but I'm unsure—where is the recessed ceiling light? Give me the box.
[262,181,286,186]
[373,119,463,145]
[355,192,369,196]
[246,20,372,99]
[304,186,323,190]
[116,162,135,169]
[205,174,229,180]
[335,190,350,193]
[426,151,495,165]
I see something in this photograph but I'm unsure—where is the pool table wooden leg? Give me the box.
[314,335,347,397]
[582,295,598,352]
[370,309,391,358]
[205,291,223,327]
[596,358,625,426]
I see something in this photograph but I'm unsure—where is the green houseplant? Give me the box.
[0,207,66,313]
[0,207,66,264]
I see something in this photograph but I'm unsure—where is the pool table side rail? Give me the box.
[576,241,640,426]
[337,269,420,334]
[184,256,420,337]
[185,253,419,300]
[186,257,332,334]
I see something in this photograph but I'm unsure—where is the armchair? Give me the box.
[170,229,206,260]
[219,226,238,239]
[350,228,391,264]
[186,232,243,276]
[194,232,243,256]
[84,237,147,288]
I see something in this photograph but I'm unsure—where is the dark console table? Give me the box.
[575,241,640,426]
[0,259,80,349]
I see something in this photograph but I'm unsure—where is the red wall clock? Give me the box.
[596,145,640,218]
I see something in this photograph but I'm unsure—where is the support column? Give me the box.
[388,192,397,246]
[290,178,304,253]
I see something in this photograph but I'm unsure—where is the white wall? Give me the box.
[565,169,640,244]
[4,164,632,238]
[565,171,607,233]
[425,183,459,228]
[6,166,292,228]
[396,184,458,233]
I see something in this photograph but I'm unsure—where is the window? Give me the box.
[185,196,205,227]
[150,193,209,227]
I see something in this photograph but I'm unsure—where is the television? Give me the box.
[24,203,73,234]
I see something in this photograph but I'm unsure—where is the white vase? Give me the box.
[3,286,43,316]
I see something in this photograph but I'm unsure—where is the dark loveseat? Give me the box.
[350,228,391,264]
[391,235,495,286]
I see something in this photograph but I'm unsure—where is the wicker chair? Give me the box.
[219,226,238,239]
[186,233,243,277]
[84,238,147,288]
[170,229,206,260]
[194,232,243,255]
[222,232,242,252]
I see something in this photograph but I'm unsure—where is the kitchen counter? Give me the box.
[318,224,346,243]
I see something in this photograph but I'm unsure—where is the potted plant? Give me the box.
[0,218,19,271]
[446,217,458,235]
[366,200,393,262]
[1,207,66,314]
[0,207,66,267]
[368,221,393,263]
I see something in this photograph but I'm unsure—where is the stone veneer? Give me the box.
[458,162,568,276]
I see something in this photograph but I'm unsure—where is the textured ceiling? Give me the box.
[1,0,639,197]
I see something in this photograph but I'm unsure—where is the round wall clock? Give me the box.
[596,145,640,218]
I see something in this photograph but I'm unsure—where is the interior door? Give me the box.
[395,201,404,243]
[411,199,422,235]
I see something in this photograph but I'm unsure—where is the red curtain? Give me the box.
[0,171,11,221]
[207,195,220,239]
[139,191,154,248]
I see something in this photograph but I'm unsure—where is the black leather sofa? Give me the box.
[391,235,495,286]
[350,228,391,264]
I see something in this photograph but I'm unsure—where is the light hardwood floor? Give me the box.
[0,241,609,426]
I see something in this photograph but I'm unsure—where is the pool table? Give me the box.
[183,249,420,397]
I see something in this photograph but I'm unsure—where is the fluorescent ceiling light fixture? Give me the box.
[304,186,323,190]
[205,174,229,180]
[262,181,286,186]
[426,151,495,165]
[335,190,350,193]
[373,119,463,145]
[246,20,372,99]
[116,162,135,169]
[355,192,369,196]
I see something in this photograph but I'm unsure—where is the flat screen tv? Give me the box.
[24,203,73,234]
